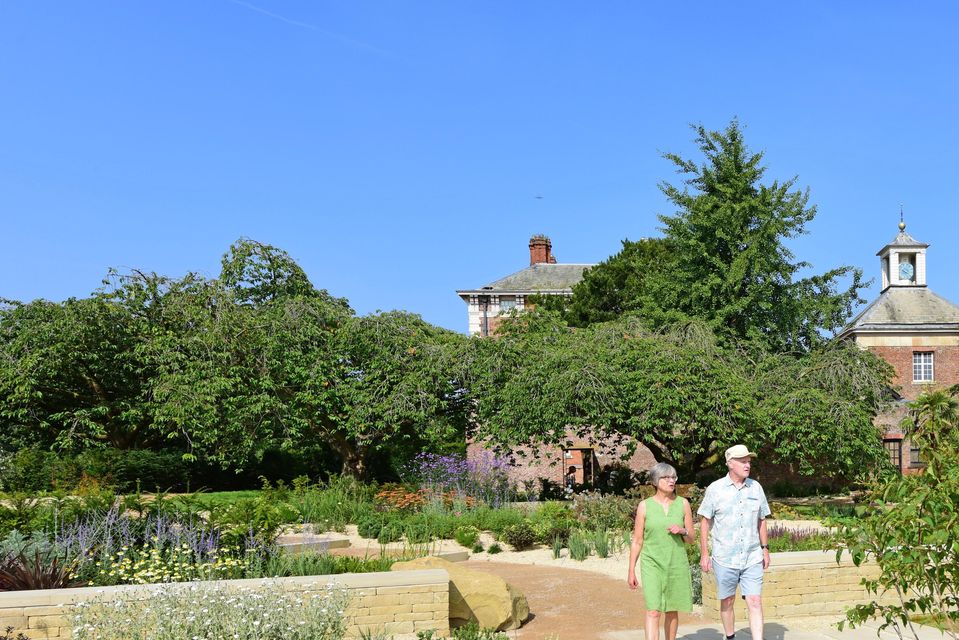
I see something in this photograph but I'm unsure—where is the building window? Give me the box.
[913,352,934,382]
[883,439,902,470]
[910,443,925,469]
[500,298,516,313]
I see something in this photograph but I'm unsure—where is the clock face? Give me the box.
[899,261,915,281]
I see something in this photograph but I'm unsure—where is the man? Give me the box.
[697,444,771,640]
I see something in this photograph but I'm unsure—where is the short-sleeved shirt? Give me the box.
[697,475,771,570]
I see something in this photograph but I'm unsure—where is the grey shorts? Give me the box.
[713,561,763,599]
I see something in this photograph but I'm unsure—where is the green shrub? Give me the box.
[0,449,61,492]
[466,507,524,536]
[357,514,389,539]
[530,502,576,544]
[592,528,610,558]
[454,526,480,548]
[571,492,635,531]
[408,510,457,540]
[252,552,394,578]
[567,529,591,560]
[292,476,378,532]
[487,543,502,554]
[500,521,536,551]
[79,449,192,493]
[376,523,403,544]
[0,495,46,537]
[471,542,484,554]
[404,521,432,544]
[551,535,563,558]
[207,495,289,547]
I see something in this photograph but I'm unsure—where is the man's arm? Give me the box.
[699,516,712,573]
[759,517,770,570]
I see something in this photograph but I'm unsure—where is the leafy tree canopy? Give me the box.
[468,309,893,478]
[568,120,867,352]
[0,239,468,480]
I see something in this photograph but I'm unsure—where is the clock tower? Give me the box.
[878,220,928,290]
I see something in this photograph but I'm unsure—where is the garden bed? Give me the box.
[0,568,450,640]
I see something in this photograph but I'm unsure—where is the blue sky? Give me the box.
[3,1,959,333]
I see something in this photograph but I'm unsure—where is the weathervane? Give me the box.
[899,204,905,231]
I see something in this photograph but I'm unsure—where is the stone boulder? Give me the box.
[391,556,530,630]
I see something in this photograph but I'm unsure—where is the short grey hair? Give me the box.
[649,462,678,486]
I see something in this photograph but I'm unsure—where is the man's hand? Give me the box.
[700,554,712,574]
[763,548,771,570]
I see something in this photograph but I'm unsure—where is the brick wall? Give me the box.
[866,345,959,400]
[468,432,657,493]
[701,550,897,621]
[0,569,450,640]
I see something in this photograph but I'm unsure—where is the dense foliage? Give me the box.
[0,239,469,481]
[469,312,892,477]
[837,389,959,639]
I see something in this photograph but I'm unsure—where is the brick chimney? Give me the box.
[529,235,553,265]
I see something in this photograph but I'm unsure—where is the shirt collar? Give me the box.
[723,474,753,488]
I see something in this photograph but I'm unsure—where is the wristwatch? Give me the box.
[760,544,769,549]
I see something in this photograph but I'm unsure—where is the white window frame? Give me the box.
[913,351,934,382]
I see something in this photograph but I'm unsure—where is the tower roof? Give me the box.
[876,225,929,256]
[837,287,959,338]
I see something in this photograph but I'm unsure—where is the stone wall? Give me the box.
[0,569,449,640]
[701,550,897,621]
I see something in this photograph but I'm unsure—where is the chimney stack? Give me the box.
[529,235,552,265]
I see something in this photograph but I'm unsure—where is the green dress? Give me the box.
[639,497,693,612]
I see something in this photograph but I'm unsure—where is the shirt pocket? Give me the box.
[746,497,761,515]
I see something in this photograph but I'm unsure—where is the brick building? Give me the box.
[455,235,593,337]
[461,224,954,489]
[837,221,959,473]
[458,236,657,491]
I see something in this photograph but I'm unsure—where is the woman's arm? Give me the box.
[626,501,646,589]
[681,498,695,544]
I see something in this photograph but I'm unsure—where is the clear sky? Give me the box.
[3,1,959,333]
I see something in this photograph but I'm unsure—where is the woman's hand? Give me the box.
[667,525,686,536]
[627,572,639,590]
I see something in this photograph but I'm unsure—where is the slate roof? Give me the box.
[876,230,929,254]
[458,263,593,294]
[838,287,959,337]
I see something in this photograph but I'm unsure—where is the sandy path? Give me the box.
[464,560,703,640]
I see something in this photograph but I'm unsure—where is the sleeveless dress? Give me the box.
[639,497,693,612]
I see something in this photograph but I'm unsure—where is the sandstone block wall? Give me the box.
[0,569,450,640]
[701,550,898,622]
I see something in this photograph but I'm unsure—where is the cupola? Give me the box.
[877,219,929,291]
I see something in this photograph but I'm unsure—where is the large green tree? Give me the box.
[0,239,469,480]
[468,310,892,478]
[0,294,152,452]
[569,120,866,352]
[138,240,468,478]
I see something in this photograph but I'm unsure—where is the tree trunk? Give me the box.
[329,432,369,480]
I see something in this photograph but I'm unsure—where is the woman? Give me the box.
[627,462,695,640]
